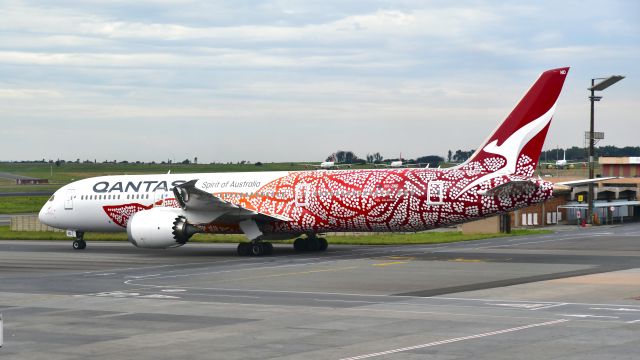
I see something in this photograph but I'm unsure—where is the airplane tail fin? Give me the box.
[463,67,569,177]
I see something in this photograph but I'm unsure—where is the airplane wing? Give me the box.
[173,180,291,222]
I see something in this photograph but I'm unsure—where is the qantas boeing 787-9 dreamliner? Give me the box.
[40,67,572,256]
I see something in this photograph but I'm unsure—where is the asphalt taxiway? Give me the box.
[1,224,639,359]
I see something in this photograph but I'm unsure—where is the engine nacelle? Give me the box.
[126,208,199,249]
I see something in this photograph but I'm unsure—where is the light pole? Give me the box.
[587,75,624,224]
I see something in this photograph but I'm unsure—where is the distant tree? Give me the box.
[416,155,444,167]
[330,150,358,164]
[194,157,198,164]
[373,152,383,163]
[182,159,191,164]
[55,160,60,167]
[453,149,474,162]
[255,162,263,166]
[447,150,452,162]
[366,153,374,163]
[344,151,356,164]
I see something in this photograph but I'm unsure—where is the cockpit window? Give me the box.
[48,195,55,202]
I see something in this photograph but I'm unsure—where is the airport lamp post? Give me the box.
[587,75,624,224]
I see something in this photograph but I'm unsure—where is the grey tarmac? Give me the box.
[1,223,640,359]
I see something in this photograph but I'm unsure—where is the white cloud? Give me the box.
[0,0,638,162]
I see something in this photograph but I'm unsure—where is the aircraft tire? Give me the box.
[263,242,273,255]
[237,243,250,256]
[306,237,320,251]
[250,243,264,256]
[73,240,86,250]
[293,238,306,252]
[318,238,328,251]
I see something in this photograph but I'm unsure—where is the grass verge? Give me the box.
[0,226,551,244]
[0,196,50,214]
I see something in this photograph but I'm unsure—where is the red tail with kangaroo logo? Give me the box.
[465,67,569,176]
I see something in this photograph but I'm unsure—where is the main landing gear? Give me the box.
[237,241,273,256]
[72,232,86,250]
[293,236,328,252]
[236,236,329,256]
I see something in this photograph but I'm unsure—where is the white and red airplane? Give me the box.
[542,149,586,169]
[40,67,571,256]
[303,161,352,170]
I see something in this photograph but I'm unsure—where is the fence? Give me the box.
[10,215,63,232]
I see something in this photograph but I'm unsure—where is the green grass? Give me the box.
[0,162,376,193]
[0,196,50,214]
[0,225,550,244]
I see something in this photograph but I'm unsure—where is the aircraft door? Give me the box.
[64,190,75,210]
[295,183,309,207]
[427,181,444,204]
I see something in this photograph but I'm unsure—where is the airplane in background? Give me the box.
[303,161,352,170]
[41,67,581,256]
[542,149,586,169]
[375,154,430,168]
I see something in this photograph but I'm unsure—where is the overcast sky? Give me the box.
[1,0,638,163]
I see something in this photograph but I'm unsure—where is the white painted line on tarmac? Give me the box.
[313,299,379,304]
[433,296,640,309]
[626,319,640,324]
[491,303,553,310]
[338,319,569,360]
[531,303,569,310]
[559,314,619,319]
[590,307,640,312]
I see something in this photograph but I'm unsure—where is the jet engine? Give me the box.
[126,208,199,249]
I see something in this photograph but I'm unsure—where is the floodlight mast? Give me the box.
[587,75,624,224]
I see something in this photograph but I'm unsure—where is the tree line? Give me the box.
[5,146,638,166]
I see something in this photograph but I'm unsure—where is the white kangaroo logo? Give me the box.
[456,103,557,197]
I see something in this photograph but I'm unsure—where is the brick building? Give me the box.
[599,157,640,177]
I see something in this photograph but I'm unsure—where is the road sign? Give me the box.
[610,206,615,212]
[577,210,581,218]
[577,194,584,202]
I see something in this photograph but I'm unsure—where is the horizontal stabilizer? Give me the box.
[477,180,538,197]
[555,177,618,187]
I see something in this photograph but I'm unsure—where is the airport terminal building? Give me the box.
[599,157,640,177]
[511,157,640,227]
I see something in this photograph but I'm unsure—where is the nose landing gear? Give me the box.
[72,232,86,250]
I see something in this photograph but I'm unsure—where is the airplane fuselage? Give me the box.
[40,166,553,237]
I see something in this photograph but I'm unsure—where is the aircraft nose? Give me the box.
[38,204,48,225]
[38,199,55,226]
